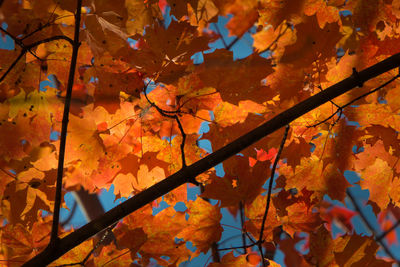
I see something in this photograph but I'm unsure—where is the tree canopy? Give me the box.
[1,0,400,266]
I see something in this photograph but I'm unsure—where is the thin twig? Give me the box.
[376,219,400,242]
[28,35,74,47]
[213,23,228,48]
[346,189,400,264]
[174,115,187,167]
[308,73,400,128]
[239,201,247,254]
[258,125,289,267]
[0,35,73,84]
[143,84,191,179]
[257,22,291,55]
[217,240,261,252]
[49,0,83,247]
[0,27,42,61]
[259,125,289,241]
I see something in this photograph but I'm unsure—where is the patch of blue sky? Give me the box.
[208,15,254,60]
[218,208,245,257]
[199,121,210,135]
[187,183,200,201]
[40,74,59,91]
[152,198,170,215]
[180,251,211,266]
[345,185,382,236]
[144,77,158,93]
[50,130,60,141]
[174,201,187,212]
[347,120,361,128]
[340,10,352,17]
[262,173,281,195]
[259,50,272,59]
[378,96,387,104]
[295,232,310,254]
[352,144,364,154]
[198,139,212,153]
[191,52,204,65]
[186,241,197,252]
[274,248,285,266]
[163,6,172,28]
[60,192,87,229]
[99,185,127,210]
[162,134,177,142]
[0,23,14,50]
[344,170,360,184]
[127,37,137,48]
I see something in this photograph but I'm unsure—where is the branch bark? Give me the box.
[49,0,82,247]
[23,52,400,266]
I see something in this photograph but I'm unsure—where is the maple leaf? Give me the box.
[197,49,273,105]
[3,0,400,265]
[303,0,341,28]
[278,234,311,267]
[307,226,393,266]
[91,244,133,266]
[52,239,94,266]
[119,205,191,266]
[278,156,350,202]
[0,216,52,263]
[177,198,223,257]
[224,0,259,37]
[280,16,342,66]
[202,156,271,208]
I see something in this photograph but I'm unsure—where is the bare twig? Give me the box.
[239,201,247,254]
[346,189,400,264]
[0,35,73,84]
[259,125,289,241]
[49,0,83,247]
[217,240,261,252]
[213,23,228,48]
[376,219,400,242]
[308,72,400,128]
[258,125,289,267]
[143,84,192,180]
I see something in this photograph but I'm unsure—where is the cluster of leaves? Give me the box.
[1,0,400,266]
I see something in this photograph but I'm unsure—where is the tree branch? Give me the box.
[0,35,74,83]
[23,52,400,266]
[258,125,289,267]
[346,189,400,263]
[49,0,82,248]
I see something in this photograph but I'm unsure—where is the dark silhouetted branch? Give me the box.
[24,51,400,266]
[49,0,83,248]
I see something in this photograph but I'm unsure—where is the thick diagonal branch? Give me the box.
[23,52,400,266]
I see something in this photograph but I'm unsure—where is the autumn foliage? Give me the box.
[1,0,400,266]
